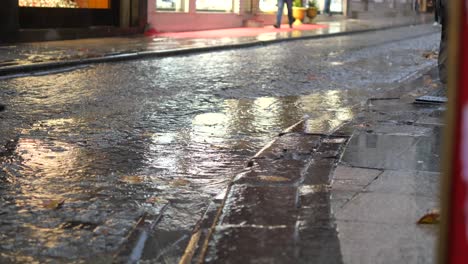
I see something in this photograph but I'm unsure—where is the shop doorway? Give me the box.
[317,0,343,13]
[18,0,120,28]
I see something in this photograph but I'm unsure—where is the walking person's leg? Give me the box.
[286,0,294,27]
[433,0,439,25]
[438,0,447,83]
[275,0,286,28]
[324,0,331,15]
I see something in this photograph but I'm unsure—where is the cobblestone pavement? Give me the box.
[0,24,440,263]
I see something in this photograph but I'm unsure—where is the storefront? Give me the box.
[148,0,347,33]
[18,0,119,28]
[0,0,148,41]
[149,0,248,32]
[257,0,343,13]
[318,0,343,13]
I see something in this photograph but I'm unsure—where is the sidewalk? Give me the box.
[173,68,442,263]
[0,14,432,77]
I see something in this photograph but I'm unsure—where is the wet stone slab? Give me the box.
[219,185,298,226]
[337,221,437,264]
[302,153,342,186]
[254,133,321,160]
[299,137,349,186]
[365,170,440,197]
[331,166,383,206]
[365,124,433,136]
[234,159,307,185]
[204,226,297,264]
[335,192,438,224]
[341,129,441,172]
[415,116,444,126]
[332,165,382,186]
[298,189,338,229]
[296,225,344,264]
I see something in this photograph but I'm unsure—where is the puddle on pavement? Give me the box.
[341,126,441,172]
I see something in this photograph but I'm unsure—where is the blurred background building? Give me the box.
[0,0,433,41]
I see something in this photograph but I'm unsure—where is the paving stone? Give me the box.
[204,226,297,264]
[366,170,439,197]
[297,225,344,264]
[255,133,321,160]
[219,185,298,226]
[302,157,337,185]
[336,221,437,264]
[415,116,444,126]
[330,190,357,212]
[341,132,440,172]
[333,165,382,183]
[335,192,438,224]
[234,159,307,185]
[332,180,367,192]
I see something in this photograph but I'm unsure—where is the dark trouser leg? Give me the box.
[286,0,294,26]
[276,0,286,27]
[438,5,447,83]
[324,0,331,14]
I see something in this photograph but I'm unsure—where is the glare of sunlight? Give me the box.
[299,91,354,133]
[191,112,228,144]
[331,61,344,66]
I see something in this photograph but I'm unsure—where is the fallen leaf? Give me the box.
[171,179,190,186]
[422,51,438,59]
[258,175,289,182]
[417,209,440,224]
[121,175,144,184]
[43,199,65,210]
[307,74,318,81]
[145,196,167,204]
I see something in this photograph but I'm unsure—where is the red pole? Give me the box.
[445,0,468,262]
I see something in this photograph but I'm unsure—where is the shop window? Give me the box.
[196,0,233,12]
[156,0,188,12]
[19,0,110,9]
[259,0,277,13]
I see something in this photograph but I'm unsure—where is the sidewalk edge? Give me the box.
[0,21,430,77]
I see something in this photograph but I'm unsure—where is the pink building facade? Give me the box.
[148,0,415,33]
[148,0,340,32]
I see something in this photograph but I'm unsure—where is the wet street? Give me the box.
[0,24,440,263]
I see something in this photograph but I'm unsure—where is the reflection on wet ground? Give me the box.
[0,27,439,262]
[0,84,361,262]
[333,95,442,263]
[342,128,441,172]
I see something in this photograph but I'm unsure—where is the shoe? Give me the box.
[273,24,279,28]
[289,23,293,28]
[432,22,439,26]
[0,104,5,111]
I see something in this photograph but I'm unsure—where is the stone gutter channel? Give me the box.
[113,117,354,263]
[186,122,353,264]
